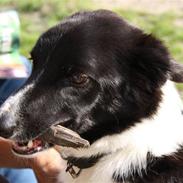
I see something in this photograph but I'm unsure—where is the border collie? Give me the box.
[0,10,183,183]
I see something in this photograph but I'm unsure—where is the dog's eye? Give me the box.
[71,73,89,86]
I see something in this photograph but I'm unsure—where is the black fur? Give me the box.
[0,10,170,142]
[65,153,105,169]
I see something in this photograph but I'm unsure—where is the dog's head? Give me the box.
[0,10,182,155]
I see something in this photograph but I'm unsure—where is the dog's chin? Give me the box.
[12,138,54,157]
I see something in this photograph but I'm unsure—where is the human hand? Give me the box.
[0,138,65,183]
[26,147,66,183]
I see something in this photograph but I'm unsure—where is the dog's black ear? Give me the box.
[135,35,183,84]
[128,34,170,89]
[169,59,183,83]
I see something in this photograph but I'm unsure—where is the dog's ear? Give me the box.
[132,34,183,85]
[169,59,183,83]
[127,34,170,89]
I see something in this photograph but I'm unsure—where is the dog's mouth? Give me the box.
[12,137,53,156]
[11,119,74,156]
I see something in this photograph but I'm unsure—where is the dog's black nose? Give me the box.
[0,113,16,138]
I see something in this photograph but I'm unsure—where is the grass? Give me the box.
[1,0,183,91]
[1,0,183,59]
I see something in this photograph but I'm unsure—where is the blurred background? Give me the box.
[0,0,183,93]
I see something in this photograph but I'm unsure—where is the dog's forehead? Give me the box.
[32,11,132,56]
[30,10,136,80]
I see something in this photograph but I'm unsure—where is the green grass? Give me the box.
[1,0,183,61]
[1,0,183,92]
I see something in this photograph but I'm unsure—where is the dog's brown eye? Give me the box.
[71,74,89,86]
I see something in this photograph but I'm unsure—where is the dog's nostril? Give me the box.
[0,113,16,139]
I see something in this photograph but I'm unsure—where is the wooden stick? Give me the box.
[41,125,90,148]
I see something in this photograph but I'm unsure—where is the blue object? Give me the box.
[0,168,37,183]
[0,57,37,183]
[0,56,32,104]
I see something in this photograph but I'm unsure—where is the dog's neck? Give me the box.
[61,80,183,179]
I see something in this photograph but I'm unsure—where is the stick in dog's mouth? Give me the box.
[12,125,90,156]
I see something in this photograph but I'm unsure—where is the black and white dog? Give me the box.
[0,10,183,183]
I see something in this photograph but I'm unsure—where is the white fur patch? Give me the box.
[60,80,183,182]
[0,84,34,125]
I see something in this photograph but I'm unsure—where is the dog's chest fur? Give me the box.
[59,81,183,183]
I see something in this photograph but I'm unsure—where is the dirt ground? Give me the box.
[92,0,183,14]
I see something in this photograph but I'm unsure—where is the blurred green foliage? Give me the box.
[0,0,183,91]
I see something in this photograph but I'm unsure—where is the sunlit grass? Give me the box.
[1,0,183,62]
